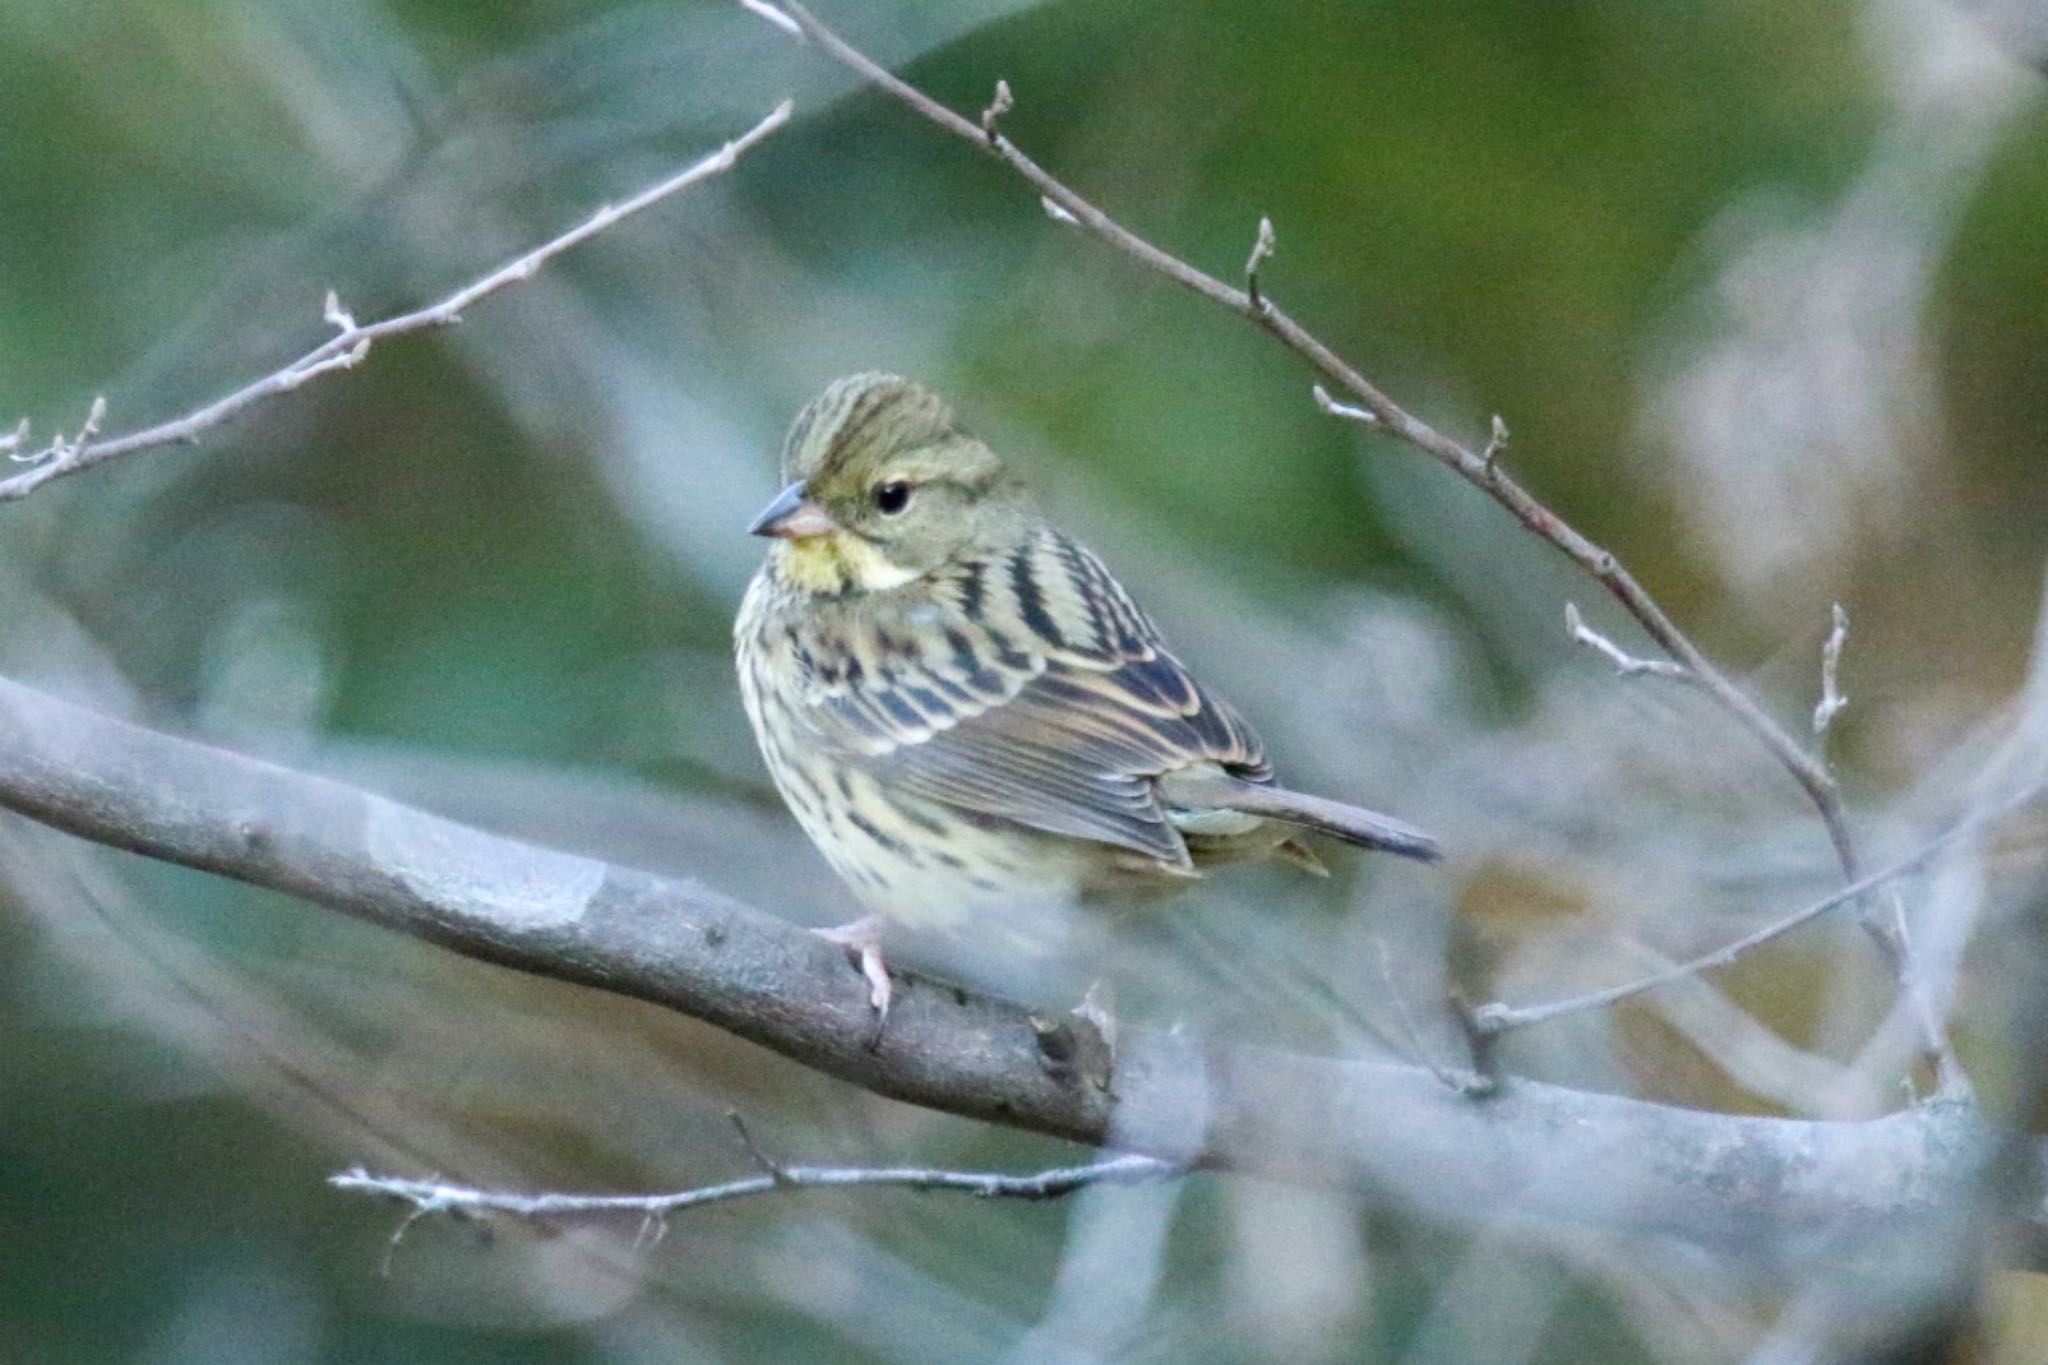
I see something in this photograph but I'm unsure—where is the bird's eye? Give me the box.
[873,481,912,515]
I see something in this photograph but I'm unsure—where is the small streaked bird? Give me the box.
[735,373,1438,1019]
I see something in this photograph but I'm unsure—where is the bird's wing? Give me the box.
[789,528,1269,866]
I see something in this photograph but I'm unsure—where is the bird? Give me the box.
[734,373,1438,1021]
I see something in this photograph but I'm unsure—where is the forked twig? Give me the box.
[1375,939,1494,1095]
[1468,779,2048,1038]
[0,100,793,502]
[1565,602,1693,682]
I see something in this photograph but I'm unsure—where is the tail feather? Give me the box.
[1158,770,1441,863]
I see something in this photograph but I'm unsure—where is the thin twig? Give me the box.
[1814,603,1850,739]
[727,1109,791,1183]
[981,78,1013,142]
[330,1150,1180,1261]
[0,100,793,504]
[1312,383,1378,427]
[1468,778,2048,1037]
[1375,939,1493,1095]
[1798,602,1945,1070]
[1565,602,1694,682]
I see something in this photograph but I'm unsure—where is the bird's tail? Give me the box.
[1159,769,1441,862]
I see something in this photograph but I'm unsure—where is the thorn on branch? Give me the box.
[1450,993,1504,1090]
[1482,414,1510,473]
[980,79,1013,144]
[1565,602,1692,682]
[1040,195,1079,227]
[738,0,802,36]
[322,289,358,335]
[1311,383,1378,426]
[64,396,107,460]
[10,395,109,469]
[1814,603,1849,738]
[1245,215,1275,311]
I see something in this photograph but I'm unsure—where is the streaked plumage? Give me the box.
[735,374,1436,1007]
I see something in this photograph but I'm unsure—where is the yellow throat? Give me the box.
[775,531,920,596]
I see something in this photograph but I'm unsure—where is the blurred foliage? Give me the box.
[2,0,2044,1361]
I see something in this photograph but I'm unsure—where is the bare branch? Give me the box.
[1468,776,2048,1038]
[0,674,2025,1262]
[1565,602,1693,682]
[0,100,792,504]
[727,1110,792,1183]
[331,1149,1178,1259]
[1815,603,1851,738]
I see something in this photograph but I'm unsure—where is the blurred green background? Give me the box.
[2,0,2045,1360]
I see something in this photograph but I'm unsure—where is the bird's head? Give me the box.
[749,373,1033,596]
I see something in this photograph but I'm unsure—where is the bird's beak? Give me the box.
[748,481,839,540]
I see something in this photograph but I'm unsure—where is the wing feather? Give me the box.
[785,528,1268,866]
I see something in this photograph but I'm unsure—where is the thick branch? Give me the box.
[0,675,2013,1264]
[0,100,791,502]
